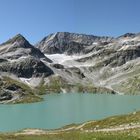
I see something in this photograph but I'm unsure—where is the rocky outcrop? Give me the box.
[0,56,54,78]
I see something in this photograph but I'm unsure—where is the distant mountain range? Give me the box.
[0,32,140,103]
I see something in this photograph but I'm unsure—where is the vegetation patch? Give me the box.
[75,83,115,94]
[112,75,140,95]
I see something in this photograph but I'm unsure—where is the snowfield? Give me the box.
[45,53,95,67]
[45,54,81,64]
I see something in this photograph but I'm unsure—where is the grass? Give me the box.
[0,111,139,140]
[35,78,47,95]
[112,74,140,95]
[37,75,115,94]
[0,129,139,140]
[42,76,66,93]
[14,94,43,104]
[83,112,140,130]
[75,83,115,94]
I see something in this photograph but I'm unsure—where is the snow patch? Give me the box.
[19,77,41,87]
[20,78,32,85]
[45,54,81,64]
[45,53,96,68]
[92,42,98,45]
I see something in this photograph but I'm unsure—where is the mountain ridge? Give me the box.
[0,32,140,103]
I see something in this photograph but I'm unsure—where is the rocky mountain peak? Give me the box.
[118,33,136,38]
[12,34,28,43]
[36,32,113,54]
[0,34,49,60]
[11,33,26,41]
[41,32,112,43]
[0,34,31,48]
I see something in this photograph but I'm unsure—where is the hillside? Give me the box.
[0,32,140,103]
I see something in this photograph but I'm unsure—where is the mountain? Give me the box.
[0,34,53,103]
[36,32,113,54]
[0,34,53,61]
[0,32,140,103]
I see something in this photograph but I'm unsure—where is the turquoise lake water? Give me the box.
[0,93,140,132]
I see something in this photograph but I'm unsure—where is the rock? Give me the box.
[6,84,22,91]
[36,32,113,54]
[51,63,64,69]
[0,90,13,101]
[118,33,136,38]
[0,56,54,78]
[0,34,52,62]
[0,32,140,103]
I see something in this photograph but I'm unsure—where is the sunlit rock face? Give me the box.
[35,32,113,54]
[36,32,140,95]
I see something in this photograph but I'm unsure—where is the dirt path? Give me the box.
[15,122,140,136]
[15,121,92,135]
[86,124,140,132]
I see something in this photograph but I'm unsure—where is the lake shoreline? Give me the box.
[0,94,140,133]
[0,111,139,140]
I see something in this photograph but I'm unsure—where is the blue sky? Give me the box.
[0,0,140,44]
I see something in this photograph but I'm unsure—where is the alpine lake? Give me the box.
[0,93,140,132]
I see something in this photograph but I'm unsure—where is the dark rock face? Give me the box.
[109,49,140,67]
[6,84,22,91]
[36,32,113,54]
[118,33,136,38]
[0,34,30,46]
[93,49,140,67]
[0,57,54,78]
[0,58,7,63]
[43,41,85,55]
[51,63,64,69]
[68,67,85,79]
[0,91,12,101]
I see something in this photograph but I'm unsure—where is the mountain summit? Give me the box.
[0,34,30,47]
[36,32,113,54]
[0,34,48,59]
